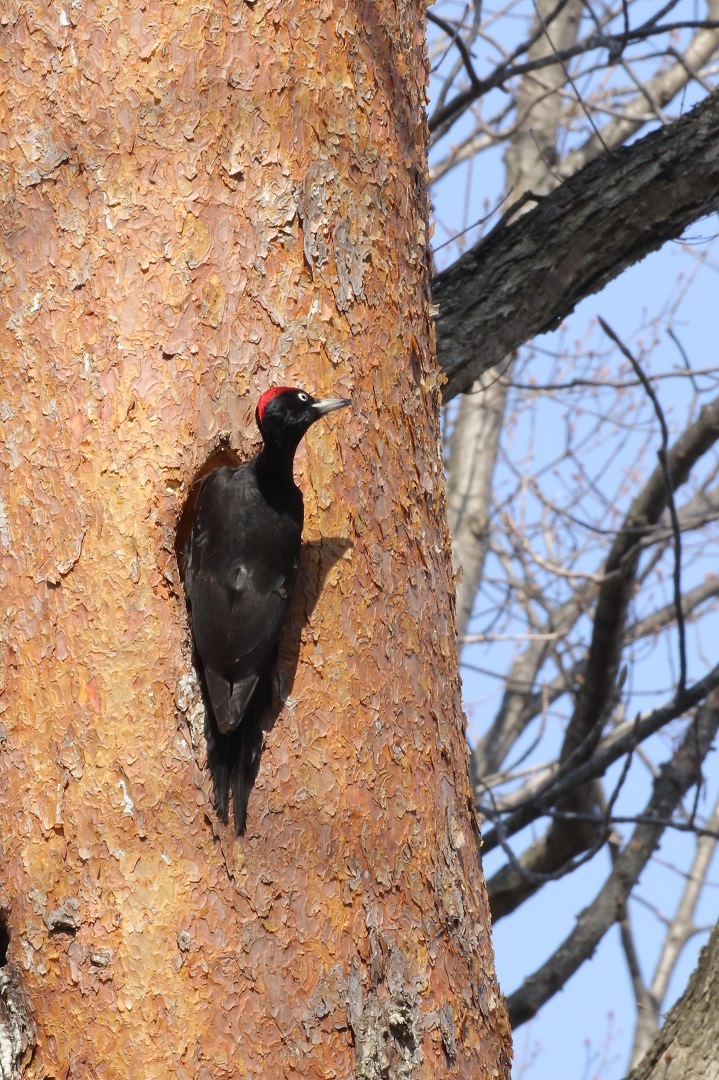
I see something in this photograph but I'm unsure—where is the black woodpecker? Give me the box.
[184,386,351,834]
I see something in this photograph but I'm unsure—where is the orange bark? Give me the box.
[0,1,510,1076]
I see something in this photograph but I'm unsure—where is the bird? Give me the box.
[183,386,351,834]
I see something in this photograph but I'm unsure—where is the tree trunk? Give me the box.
[0,3,510,1078]
[628,919,719,1080]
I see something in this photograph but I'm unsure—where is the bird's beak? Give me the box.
[313,397,352,416]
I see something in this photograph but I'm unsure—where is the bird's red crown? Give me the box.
[256,386,301,425]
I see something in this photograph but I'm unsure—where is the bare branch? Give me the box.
[478,575,719,807]
[429,0,576,138]
[562,0,719,171]
[426,11,482,91]
[433,89,719,401]
[480,657,719,854]
[546,391,719,807]
[598,316,687,692]
[429,15,719,138]
[609,824,660,1051]
[506,689,719,1029]
[472,585,594,776]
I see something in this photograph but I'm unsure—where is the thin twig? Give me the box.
[598,316,687,693]
[427,10,481,88]
[510,366,719,392]
[479,659,719,853]
[531,0,614,157]
[543,810,719,840]
[428,16,719,136]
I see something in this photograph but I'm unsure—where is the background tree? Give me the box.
[626,893,719,1080]
[0,2,511,1077]
[426,0,719,1074]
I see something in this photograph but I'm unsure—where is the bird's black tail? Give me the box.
[205,678,268,835]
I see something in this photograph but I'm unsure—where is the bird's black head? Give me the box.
[255,387,351,455]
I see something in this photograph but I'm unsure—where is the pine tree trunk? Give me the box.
[0,2,510,1076]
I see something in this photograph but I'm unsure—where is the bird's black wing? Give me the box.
[189,557,295,733]
[185,465,300,735]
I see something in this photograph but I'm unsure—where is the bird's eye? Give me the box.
[297,392,309,402]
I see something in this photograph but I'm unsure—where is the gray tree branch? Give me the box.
[628,868,719,1078]
[480,657,719,855]
[433,89,719,402]
[479,393,719,855]
[506,689,719,1029]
